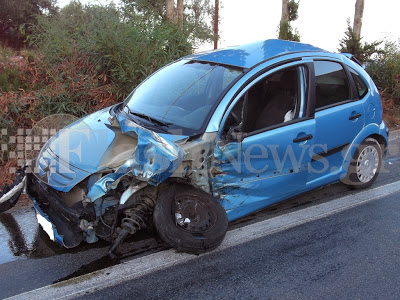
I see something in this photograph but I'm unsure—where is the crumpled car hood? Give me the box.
[44,107,117,173]
[36,106,186,194]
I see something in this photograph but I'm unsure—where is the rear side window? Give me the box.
[349,68,368,99]
[314,61,351,109]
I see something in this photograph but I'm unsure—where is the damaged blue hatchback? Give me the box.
[0,39,389,254]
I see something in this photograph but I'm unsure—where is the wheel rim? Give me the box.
[356,145,379,183]
[173,194,214,232]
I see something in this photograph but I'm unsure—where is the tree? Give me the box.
[338,0,382,63]
[165,0,175,21]
[280,0,289,30]
[353,0,364,40]
[338,21,382,63]
[121,0,216,47]
[165,0,184,27]
[0,0,57,49]
[177,0,184,28]
[278,0,300,42]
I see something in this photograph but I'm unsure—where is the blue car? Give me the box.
[0,39,389,254]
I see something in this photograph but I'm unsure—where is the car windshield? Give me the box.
[124,59,243,135]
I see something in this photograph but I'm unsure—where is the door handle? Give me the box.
[349,113,362,120]
[293,134,313,143]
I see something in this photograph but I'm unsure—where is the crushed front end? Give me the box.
[24,105,187,251]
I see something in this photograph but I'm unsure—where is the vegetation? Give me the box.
[0,0,57,49]
[278,0,300,42]
[121,0,215,47]
[32,2,193,96]
[338,21,382,63]
[366,40,400,127]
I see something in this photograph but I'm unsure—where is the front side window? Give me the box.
[125,60,243,135]
[222,66,303,140]
[314,61,350,109]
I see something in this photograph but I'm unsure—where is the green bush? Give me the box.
[367,40,400,102]
[0,67,24,92]
[31,2,193,98]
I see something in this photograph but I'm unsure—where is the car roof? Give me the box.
[186,39,328,69]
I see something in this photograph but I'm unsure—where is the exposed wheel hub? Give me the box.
[174,194,212,232]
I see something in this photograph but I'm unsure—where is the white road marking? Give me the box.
[7,180,400,300]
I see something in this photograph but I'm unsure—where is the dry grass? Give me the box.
[0,50,119,188]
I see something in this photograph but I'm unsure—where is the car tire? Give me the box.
[343,138,382,190]
[153,183,228,254]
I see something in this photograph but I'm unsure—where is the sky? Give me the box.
[57,0,400,52]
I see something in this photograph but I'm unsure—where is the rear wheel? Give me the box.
[343,138,382,189]
[153,183,228,254]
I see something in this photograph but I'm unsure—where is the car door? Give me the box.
[212,63,316,221]
[307,60,365,186]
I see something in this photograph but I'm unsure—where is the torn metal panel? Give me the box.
[170,132,217,193]
[87,115,186,202]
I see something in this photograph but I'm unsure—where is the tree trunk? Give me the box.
[165,0,176,22]
[279,0,289,39]
[280,0,289,25]
[177,0,184,29]
[353,0,364,39]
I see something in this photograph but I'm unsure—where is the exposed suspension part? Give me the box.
[109,195,156,257]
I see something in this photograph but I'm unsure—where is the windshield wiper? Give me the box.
[124,106,171,128]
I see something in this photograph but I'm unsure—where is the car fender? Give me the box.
[341,121,388,175]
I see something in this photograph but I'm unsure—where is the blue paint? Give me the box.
[186,39,325,69]
[213,119,316,221]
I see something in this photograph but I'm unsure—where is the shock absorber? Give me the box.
[109,195,156,256]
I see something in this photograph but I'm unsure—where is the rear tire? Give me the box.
[343,138,382,189]
[153,183,228,254]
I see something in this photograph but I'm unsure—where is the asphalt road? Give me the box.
[78,192,400,300]
[1,130,400,299]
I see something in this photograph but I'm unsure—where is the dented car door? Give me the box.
[213,64,316,221]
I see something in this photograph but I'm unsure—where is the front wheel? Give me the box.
[343,138,382,189]
[153,183,228,254]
